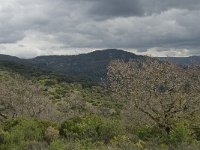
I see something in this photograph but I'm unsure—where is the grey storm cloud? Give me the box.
[86,0,143,20]
[141,0,200,14]
[0,0,200,57]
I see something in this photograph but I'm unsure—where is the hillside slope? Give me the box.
[30,49,145,81]
[0,49,145,81]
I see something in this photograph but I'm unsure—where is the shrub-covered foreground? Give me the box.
[1,117,200,150]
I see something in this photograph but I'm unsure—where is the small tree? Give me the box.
[107,59,200,133]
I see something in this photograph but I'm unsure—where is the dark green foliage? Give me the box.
[0,61,51,80]
[193,127,200,141]
[134,122,195,147]
[49,140,66,150]
[0,129,7,145]
[135,125,163,141]
[3,118,57,140]
[0,61,97,87]
[0,118,59,150]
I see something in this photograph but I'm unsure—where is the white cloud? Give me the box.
[136,48,196,57]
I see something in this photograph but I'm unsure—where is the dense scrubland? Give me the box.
[1,57,200,150]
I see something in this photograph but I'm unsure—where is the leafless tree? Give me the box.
[107,59,200,133]
[0,74,54,121]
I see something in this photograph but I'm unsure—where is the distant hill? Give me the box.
[3,49,200,82]
[0,60,98,87]
[158,56,200,66]
[1,49,145,82]
[30,49,145,81]
[0,54,21,62]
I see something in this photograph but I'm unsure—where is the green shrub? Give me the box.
[4,118,43,141]
[169,122,194,144]
[135,123,194,146]
[3,118,21,131]
[135,125,163,141]
[60,115,124,143]
[0,128,26,150]
[4,118,56,145]
[0,129,10,150]
[4,118,57,135]
[0,118,58,150]
[1,119,44,149]
[192,126,200,141]
[49,139,66,150]
[0,128,6,144]
[97,118,124,144]
[110,135,133,149]
[60,117,85,139]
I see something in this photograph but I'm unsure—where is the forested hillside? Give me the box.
[30,49,145,81]
[0,49,145,82]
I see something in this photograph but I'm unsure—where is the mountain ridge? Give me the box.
[1,49,200,81]
[30,49,145,81]
[0,49,144,81]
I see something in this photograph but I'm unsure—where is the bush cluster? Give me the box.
[60,115,124,143]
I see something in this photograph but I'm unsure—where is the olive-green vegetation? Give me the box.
[1,58,200,150]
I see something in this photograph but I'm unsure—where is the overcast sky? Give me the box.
[0,0,200,58]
